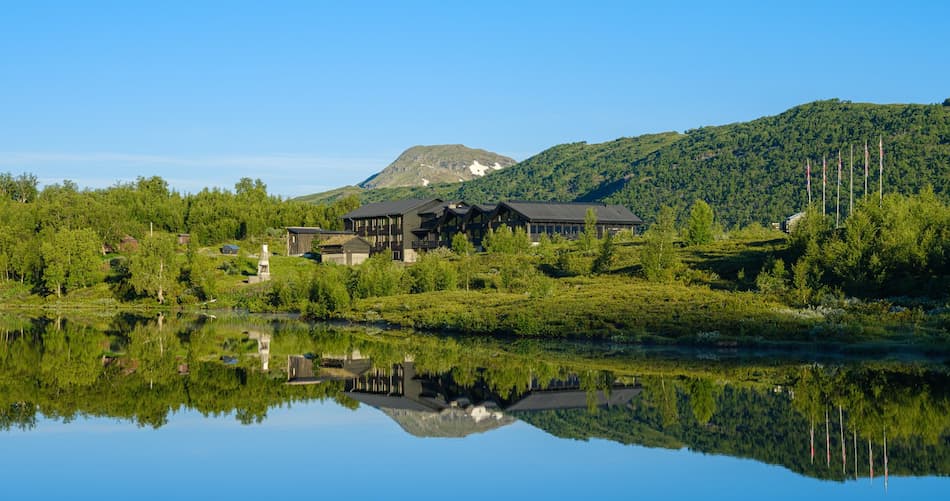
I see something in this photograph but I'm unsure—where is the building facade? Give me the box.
[336,198,643,262]
[286,226,323,256]
[341,198,448,262]
[486,201,643,242]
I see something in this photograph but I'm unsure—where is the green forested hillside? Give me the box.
[604,100,950,226]
[300,100,950,226]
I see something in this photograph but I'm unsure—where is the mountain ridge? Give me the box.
[296,99,950,226]
[358,144,516,189]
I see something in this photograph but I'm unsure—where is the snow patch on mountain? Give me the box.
[469,160,504,176]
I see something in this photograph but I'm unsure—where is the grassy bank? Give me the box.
[342,277,950,348]
[3,229,948,350]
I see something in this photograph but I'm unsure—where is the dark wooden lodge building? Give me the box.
[338,198,643,262]
[341,198,449,262]
[488,201,643,243]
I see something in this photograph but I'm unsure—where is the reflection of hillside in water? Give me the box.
[289,354,639,438]
[1,313,949,483]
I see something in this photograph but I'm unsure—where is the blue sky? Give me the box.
[1,1,947,198]
[3,402,943,500]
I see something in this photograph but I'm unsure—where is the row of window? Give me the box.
[352,217,402,230]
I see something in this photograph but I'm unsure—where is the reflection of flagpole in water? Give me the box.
[810,420,815,464]
[825,408,831,467]
[884,423,889,493]
[853,429,858,480]
[839,405,846,473]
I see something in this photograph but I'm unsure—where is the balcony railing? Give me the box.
[411,240,443,250]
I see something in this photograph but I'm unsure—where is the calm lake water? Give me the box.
[1,313,947,500]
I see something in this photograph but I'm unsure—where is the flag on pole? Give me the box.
[879,135,884,204]
[836,150,842,227]
[806,159,812,206]
[849,144,854,215]
[822,156,827,216]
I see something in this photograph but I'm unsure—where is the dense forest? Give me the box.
[0,174,357,297]
[298,100,950,227]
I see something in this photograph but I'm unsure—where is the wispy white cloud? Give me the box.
[0,151,384,197]
[0,151,381,171]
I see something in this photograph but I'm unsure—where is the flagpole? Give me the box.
[822,156,827,216]
[879,135,884,206]
[807,159,812,207]
[864,141,869,198]
[836,150,842,228]
[849,144,854,216]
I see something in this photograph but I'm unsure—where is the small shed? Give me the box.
[287,355,318,384]
[286,226,322,256]
[782,212,806,233]
[177,233,191,246]
[318,235,371,266]
[221,244,240,255]
[119,235,139,253]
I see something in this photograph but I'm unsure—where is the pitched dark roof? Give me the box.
[499,201,643,224]
[505,387,642,412]
[346,392,448,412]
[342,198,443,219]
[285,226,324,234]
[472,203,497,213]
[318,234,371,249]
[418,201,458,215]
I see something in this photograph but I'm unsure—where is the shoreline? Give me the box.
[3,298,949,357]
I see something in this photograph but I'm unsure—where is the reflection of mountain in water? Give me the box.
[337,360,640,438]
[4,313,950,483]
[381,407,515,438]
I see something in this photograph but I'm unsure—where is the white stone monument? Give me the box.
[257,244,271,281]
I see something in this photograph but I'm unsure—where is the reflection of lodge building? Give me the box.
[286,353,373,385]
[288,356,641,416]
[346,362,462,413]
[506,375,643,412]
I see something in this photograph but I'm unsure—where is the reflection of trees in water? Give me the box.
[0,314,345,429]
[1,313,949,481]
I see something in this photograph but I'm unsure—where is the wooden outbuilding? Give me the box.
[119,235,139,253]
[317,234,372,266]
[286,226,323,256]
